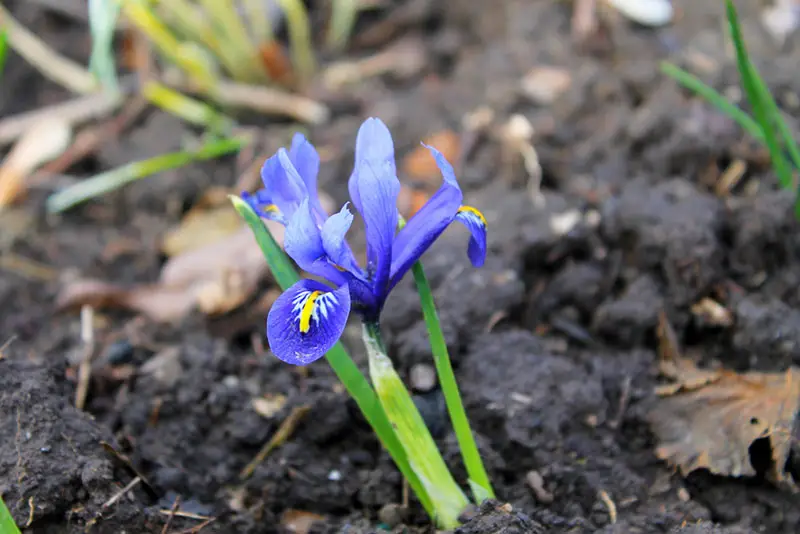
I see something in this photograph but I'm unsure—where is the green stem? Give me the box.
[0,496,21,534]
[411,262,495,502]
[362,322,469,528]
[230,197,434,517]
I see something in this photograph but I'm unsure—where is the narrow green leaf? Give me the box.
[725,0,793,190]
[142,81,233,134]
[88,0,121,93]
[0,496,21,534]
[660,62,765,143]
[411,262,494,503]
[0,27,8,81]
[46,137,245,213]
[230,196,435,517]
[363,322,468,528]
[327,0,359,51]
[274,0,315,82]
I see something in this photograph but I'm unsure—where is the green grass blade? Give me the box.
[142,81,233,134]
[46,137,245,213]
[725,0,793,190]
[0,496,21,534]
[660,62,765,143]
[0,27,8,81]
[327,0,359,51]
[274,0,315,82]
[411,262,494,503]
[230,196,434,516]
[88,0,120,93]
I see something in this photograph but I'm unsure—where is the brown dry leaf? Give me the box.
[655,311,721,396]
[161,204,245,257]
[0,118,72,208]
[649,314,800,488]
[280,509,326,534]
[259,41,294,85]
[401,129,461,182]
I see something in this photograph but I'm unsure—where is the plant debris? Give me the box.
[648,313,800,489]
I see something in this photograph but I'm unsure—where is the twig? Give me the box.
[75,305,96,411]
[172,517,216,534]
[25,496,34,527]
[0,254,59,281]
[0,3,96,94]
[0,335,17,359]
[598,490,617,524]
[102,476,141,508]
[0,91,126,147]
[157,510,213,521]
[609,375,631,429]
[239,405,310,479]
[214,80,330,125]
[160,496,181,534]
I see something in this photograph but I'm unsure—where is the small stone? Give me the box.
[378,503,408,528]
[607,0,674,27]
[678,487,691,502]
[409,363,437,392]
[222,375,239,388]
[327,470,342,481]
[104,339,134,365]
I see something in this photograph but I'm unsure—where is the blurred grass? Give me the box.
[0,27,8,81]
[662,0,800,216]
[88,0,121,92]
[0,496,21,534]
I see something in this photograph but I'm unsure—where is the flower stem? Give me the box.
[231,196,434,517]
[411,261,495,502]
[363,321,469,528]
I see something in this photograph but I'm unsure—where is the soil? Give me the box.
[2,0,800,533]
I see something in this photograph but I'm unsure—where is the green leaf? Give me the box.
[363,322,469,528]
[0,496,21,534]
[231,196,435,518]
[411,262,494,503]
[0,27,8,81]
[88,0,121,93]
[46,136,245,213]
[725,0,793,190]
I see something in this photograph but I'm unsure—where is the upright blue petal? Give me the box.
[289,133,326,219]
[454,206,487,267]
[348,118,400,295]
[321,204,356,269]
[284,199,347,286]
[389,144,463,289]
[259,148,308,222]
[267,279,351,365]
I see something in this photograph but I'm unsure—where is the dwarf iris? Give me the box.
[245,118,487,366]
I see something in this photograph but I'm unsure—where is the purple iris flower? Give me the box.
[243,118,487,365]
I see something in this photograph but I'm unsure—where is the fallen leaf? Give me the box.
[401,129,461,182]
[649,315,800,489]
[280,509,326,534]
[259,40,294,85]
[691,297,734,328]
[0,118,72,208]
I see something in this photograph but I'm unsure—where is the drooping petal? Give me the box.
[321,203,355,268]
[348,118,400,294]
[259,148,308,221]
[289,133,326,219]
[284,199,347,286]
[454,205,487,267]
[388,144,463,289]
[267,279,351,365]
[241,190,286,224]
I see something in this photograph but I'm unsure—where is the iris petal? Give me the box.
[267,280,351,365]
[348,118,400,294]
[259,148,307,221]
[455,206,487,267]
[321,204,355,268]
[241,190,286,224]
[289,133,326,219]
[388,144,463,289]
[284,199,347,286]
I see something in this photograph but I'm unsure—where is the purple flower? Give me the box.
[245,118,487,365]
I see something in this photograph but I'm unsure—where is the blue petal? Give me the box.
[284,199,347,286]
[241,190,286,224]
[289,133,326,219]
[455,206,487,267]
[388,144,463,290]
[259,148,308,222]
[348,118,400,294]
[267,280,351,365]
[321,203,356,268]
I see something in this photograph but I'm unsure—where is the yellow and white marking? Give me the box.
[457,205,487,226]
[292,289,339,334]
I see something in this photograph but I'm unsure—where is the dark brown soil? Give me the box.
[2,1,800,533]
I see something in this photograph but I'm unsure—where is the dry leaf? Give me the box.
[0,118,72,208]
[280,509,326,534]
[520,66,572,105]
[259,41,294,85]
[649,314,800,488]
[161,205,244,257]
[401,129,461,181]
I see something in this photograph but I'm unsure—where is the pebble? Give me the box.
[521,66,572,105]
[327,469,342,481]
[103,339,134,365]
[525,470,554,503]
[378,503,408,528]
[607,0,673,27]
[409,363,437,392]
